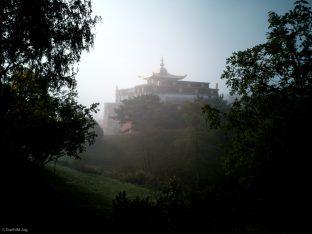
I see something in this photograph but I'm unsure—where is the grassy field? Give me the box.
[1,163,154,233]
[48,163,154,209]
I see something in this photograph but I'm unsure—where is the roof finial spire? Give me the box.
[160,56,164,68]
[159,56,168,74]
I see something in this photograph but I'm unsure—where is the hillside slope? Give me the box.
[1,163,152,233]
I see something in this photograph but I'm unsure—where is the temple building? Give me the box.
[116,57,218,103]
[103,58,219,134]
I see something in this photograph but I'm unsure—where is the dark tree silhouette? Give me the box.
[0,0,101,165]
[203,0,312,185]
[203,1,311,232]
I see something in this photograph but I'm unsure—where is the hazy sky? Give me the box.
[76,0,298,121]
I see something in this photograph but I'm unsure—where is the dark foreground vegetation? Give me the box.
[1,0,311,233]
[1,163,109,233]
[65,127,279,233]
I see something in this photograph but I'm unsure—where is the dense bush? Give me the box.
[112,191,168,233]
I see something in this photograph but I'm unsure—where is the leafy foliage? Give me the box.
[3,70,98,165]
[0,0,100,89]
[203,0,312,184]
[113,94,185,132]
[0,0,100,165]
[112,191,167,233]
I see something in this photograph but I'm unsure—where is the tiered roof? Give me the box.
[140,57,187,81]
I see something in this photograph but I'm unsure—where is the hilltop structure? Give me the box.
[103,58,219,134]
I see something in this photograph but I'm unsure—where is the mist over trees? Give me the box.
[113,94,186,132]
[78,94,229,192]
[0,0,100,166]
[1,0,310,232]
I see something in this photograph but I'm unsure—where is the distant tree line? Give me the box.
[113,94,186,132]
[112,93,228,133]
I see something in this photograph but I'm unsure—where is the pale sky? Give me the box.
[75,0,298,121]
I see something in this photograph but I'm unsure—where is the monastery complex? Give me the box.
[103,58,219,134]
